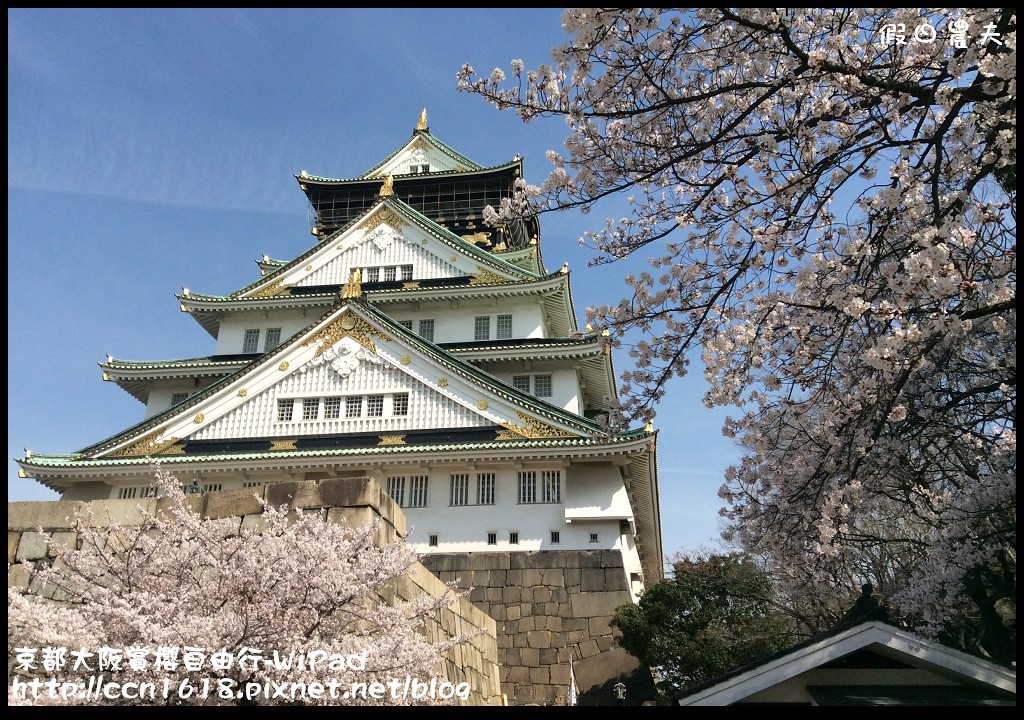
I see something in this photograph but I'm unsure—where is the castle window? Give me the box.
[533,374,553,398]
[418,319,435,342]
[171,392,189,406]
[364,267,380,283]
[277,399,294,422]
[496,314,513,340]
[264,327,282,351]
[487,532,497,545]
[450,474,470,506]
[387,476,406,507]
[589,533,599,543]
[398,320,413,331]
[509,532,519,545]
[202,483,223,493]
[323,396,342,419]
[116,485,155,500]
[400,265,414,281]
[474,316,490,341]
[367,394,384,417]
[383,266,397,282]
[550,531,561,544]
[302,397,320,420]
[428,534,438,547]
[512,374,553,398]
[392,393,409,416]
[542,470,561,503]
[476,473,495,505]
[243,329,261,354]
[345,396,363,418]
[517,471,537,504]
[409,475,429,507]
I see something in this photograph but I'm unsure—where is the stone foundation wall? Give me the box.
[8,478,501,706]
[421,551,655,705]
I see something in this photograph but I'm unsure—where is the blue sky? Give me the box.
[8,8,740,561]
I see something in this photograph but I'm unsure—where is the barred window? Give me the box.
[302,397,320,420]
[392,393,409,416]
[550,531,561,544]
[170,392,189,406]
[323,396,342,419]
[387,476,406,507]
[542,470,561,503]
[346,396,362,418]
[277,399,294,422]
[487,532,497,545]
[398,320,414,330]
[450,474,470,506]
[264,327,282,351]
[496,314,513,339]
[534,374,553,398]
[517,471,537,504]
[409,475,429,507]
[476,473,495,505]
[418,319,434,342]
[428,534,439,547]
[363,267,380,283]
[367,395,385,417]
[512,375,531,393]
[383,266,397,282]
[400,265,414,281]
[474,316,490,341]
[243,329,260,354]
[509,532,519,545]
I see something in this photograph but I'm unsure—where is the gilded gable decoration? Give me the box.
[300,338,384,380]
[496,411,574,440]
[302,311,392,357]
[247,280,290,299]
[470,268,511,285]
[363,207,408,233]
[341,269,363,299]
[109,431,181,458]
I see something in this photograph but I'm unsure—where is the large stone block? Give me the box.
[15,531,49,561]
[580,567,607,592]
[8,532,21,564]
[200,487,263,519]
[7,501,85,531]
[569,590,632,619]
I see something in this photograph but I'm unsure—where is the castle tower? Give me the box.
[17,111,661,704]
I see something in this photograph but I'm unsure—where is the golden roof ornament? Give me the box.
[379,174,394,198]
[416,107,428,132]
[342,268,363,299]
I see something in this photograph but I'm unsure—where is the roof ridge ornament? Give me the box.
[416,107,428,132]
[342,268,363,299]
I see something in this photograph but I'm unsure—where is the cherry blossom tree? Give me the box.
[458,8,1015,663]
[8,467,475,705]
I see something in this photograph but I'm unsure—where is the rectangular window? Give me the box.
[542,470,562,503]
[409,475,429,507]
[323,396,342,419]
[383,266,397,282]
[277,398,294,422]
[364,267,380,283]
[202,483,223,493]
[242,481,262,488]
[398,320,414,331]
[476,473,495,505]
[509,532,519,545]
[346,396,363,418]
[387,476,406,507]
[550,531,561,544]
[428,534,438,547]
[302,397,320,420]
[400,265,414,281]
[117,486,154,500]
[517,471,537,504]
[450,474,470,506]
[418,319,434,342]
[487,532,497,545]
[534,374,553,398]
[243,329,261,354]
[264,327,282,351]
[496,314,513,340]
[170,392,189,406]
[392,393,409,416]
[366,395,384,417]
[512,375,531,394]
[589,533,599,543]
[474,316,490,341]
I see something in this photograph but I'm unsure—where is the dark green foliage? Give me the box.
[611,552,792,702]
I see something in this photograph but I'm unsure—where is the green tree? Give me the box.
[611,552,792,702]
